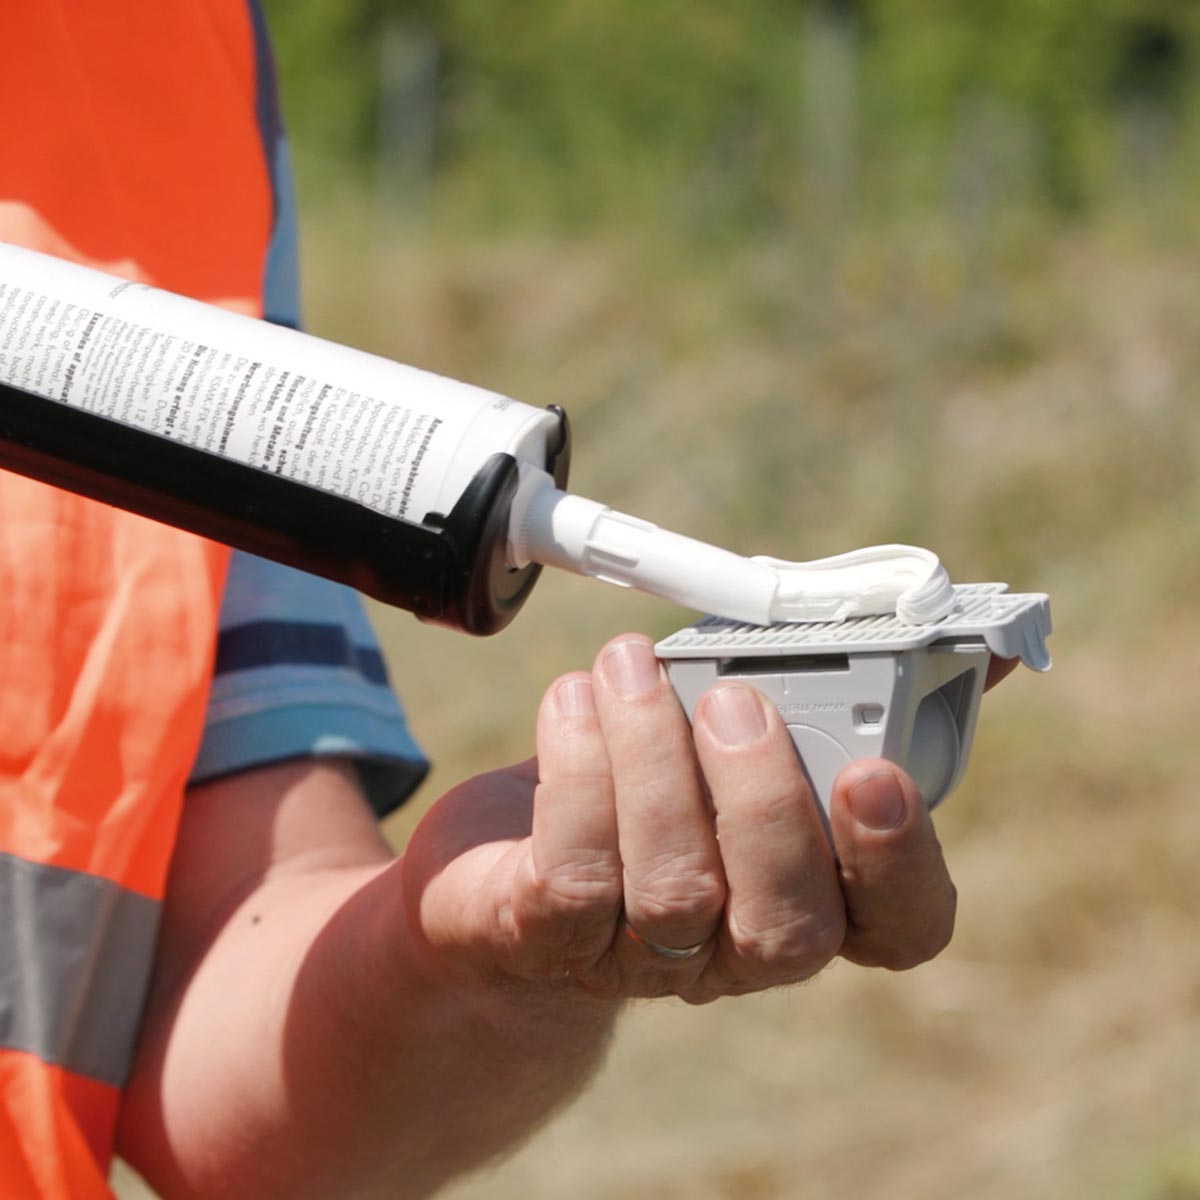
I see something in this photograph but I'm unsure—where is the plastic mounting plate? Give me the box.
[655,583,1052,670]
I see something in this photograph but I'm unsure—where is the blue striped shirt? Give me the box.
[189,550,428,816]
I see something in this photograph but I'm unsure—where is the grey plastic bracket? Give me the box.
[655,584,1051,821]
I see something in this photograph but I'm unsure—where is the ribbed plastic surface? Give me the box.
[655,584,1052,670]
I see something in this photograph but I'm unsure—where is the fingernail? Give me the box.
[602,639,662,696]
[555,676,596,719]
[705,685,768,747]
[847,771,907,831]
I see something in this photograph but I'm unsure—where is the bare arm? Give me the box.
[116,759,617,1199]
[117,634,962,1198]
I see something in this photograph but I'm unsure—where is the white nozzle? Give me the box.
[508,467,955,626]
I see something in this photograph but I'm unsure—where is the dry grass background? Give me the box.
[116,207,1200,1198]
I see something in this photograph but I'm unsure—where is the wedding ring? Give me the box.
[621,919,708,960]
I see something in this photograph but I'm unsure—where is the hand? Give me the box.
[117,639,985,1198]
[403,633,959,1004]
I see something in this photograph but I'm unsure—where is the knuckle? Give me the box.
[720,784,811,842]
[539,764,615,803]
[625,851,726,929]
[626,883,726,932]
[729,909,847,982]
[532,855,624,918]
[510,856,624,974]
[755,779,815,825]
[633,763,696,813]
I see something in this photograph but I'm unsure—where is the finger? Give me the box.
[985,655,1019,692]
[507,673,624,980]
[828,760,956,970]
[592,635,726,960]
[690,684,845,995]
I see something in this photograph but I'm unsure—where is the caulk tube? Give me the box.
[0,242,569,634]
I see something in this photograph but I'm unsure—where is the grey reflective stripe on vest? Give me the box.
[0,851,160,1087]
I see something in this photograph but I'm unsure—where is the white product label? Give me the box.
[0,244,553,522]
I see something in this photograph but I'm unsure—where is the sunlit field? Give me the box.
[114,201,1200,1198]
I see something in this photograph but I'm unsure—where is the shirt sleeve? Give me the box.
[188,550,429,817]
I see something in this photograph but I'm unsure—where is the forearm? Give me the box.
[288,861,620,1199]
[117,765,620,1200]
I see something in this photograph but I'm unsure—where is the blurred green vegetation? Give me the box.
[264,0,1200,231]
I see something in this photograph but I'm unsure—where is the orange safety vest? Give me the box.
[0,3,278,1194]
